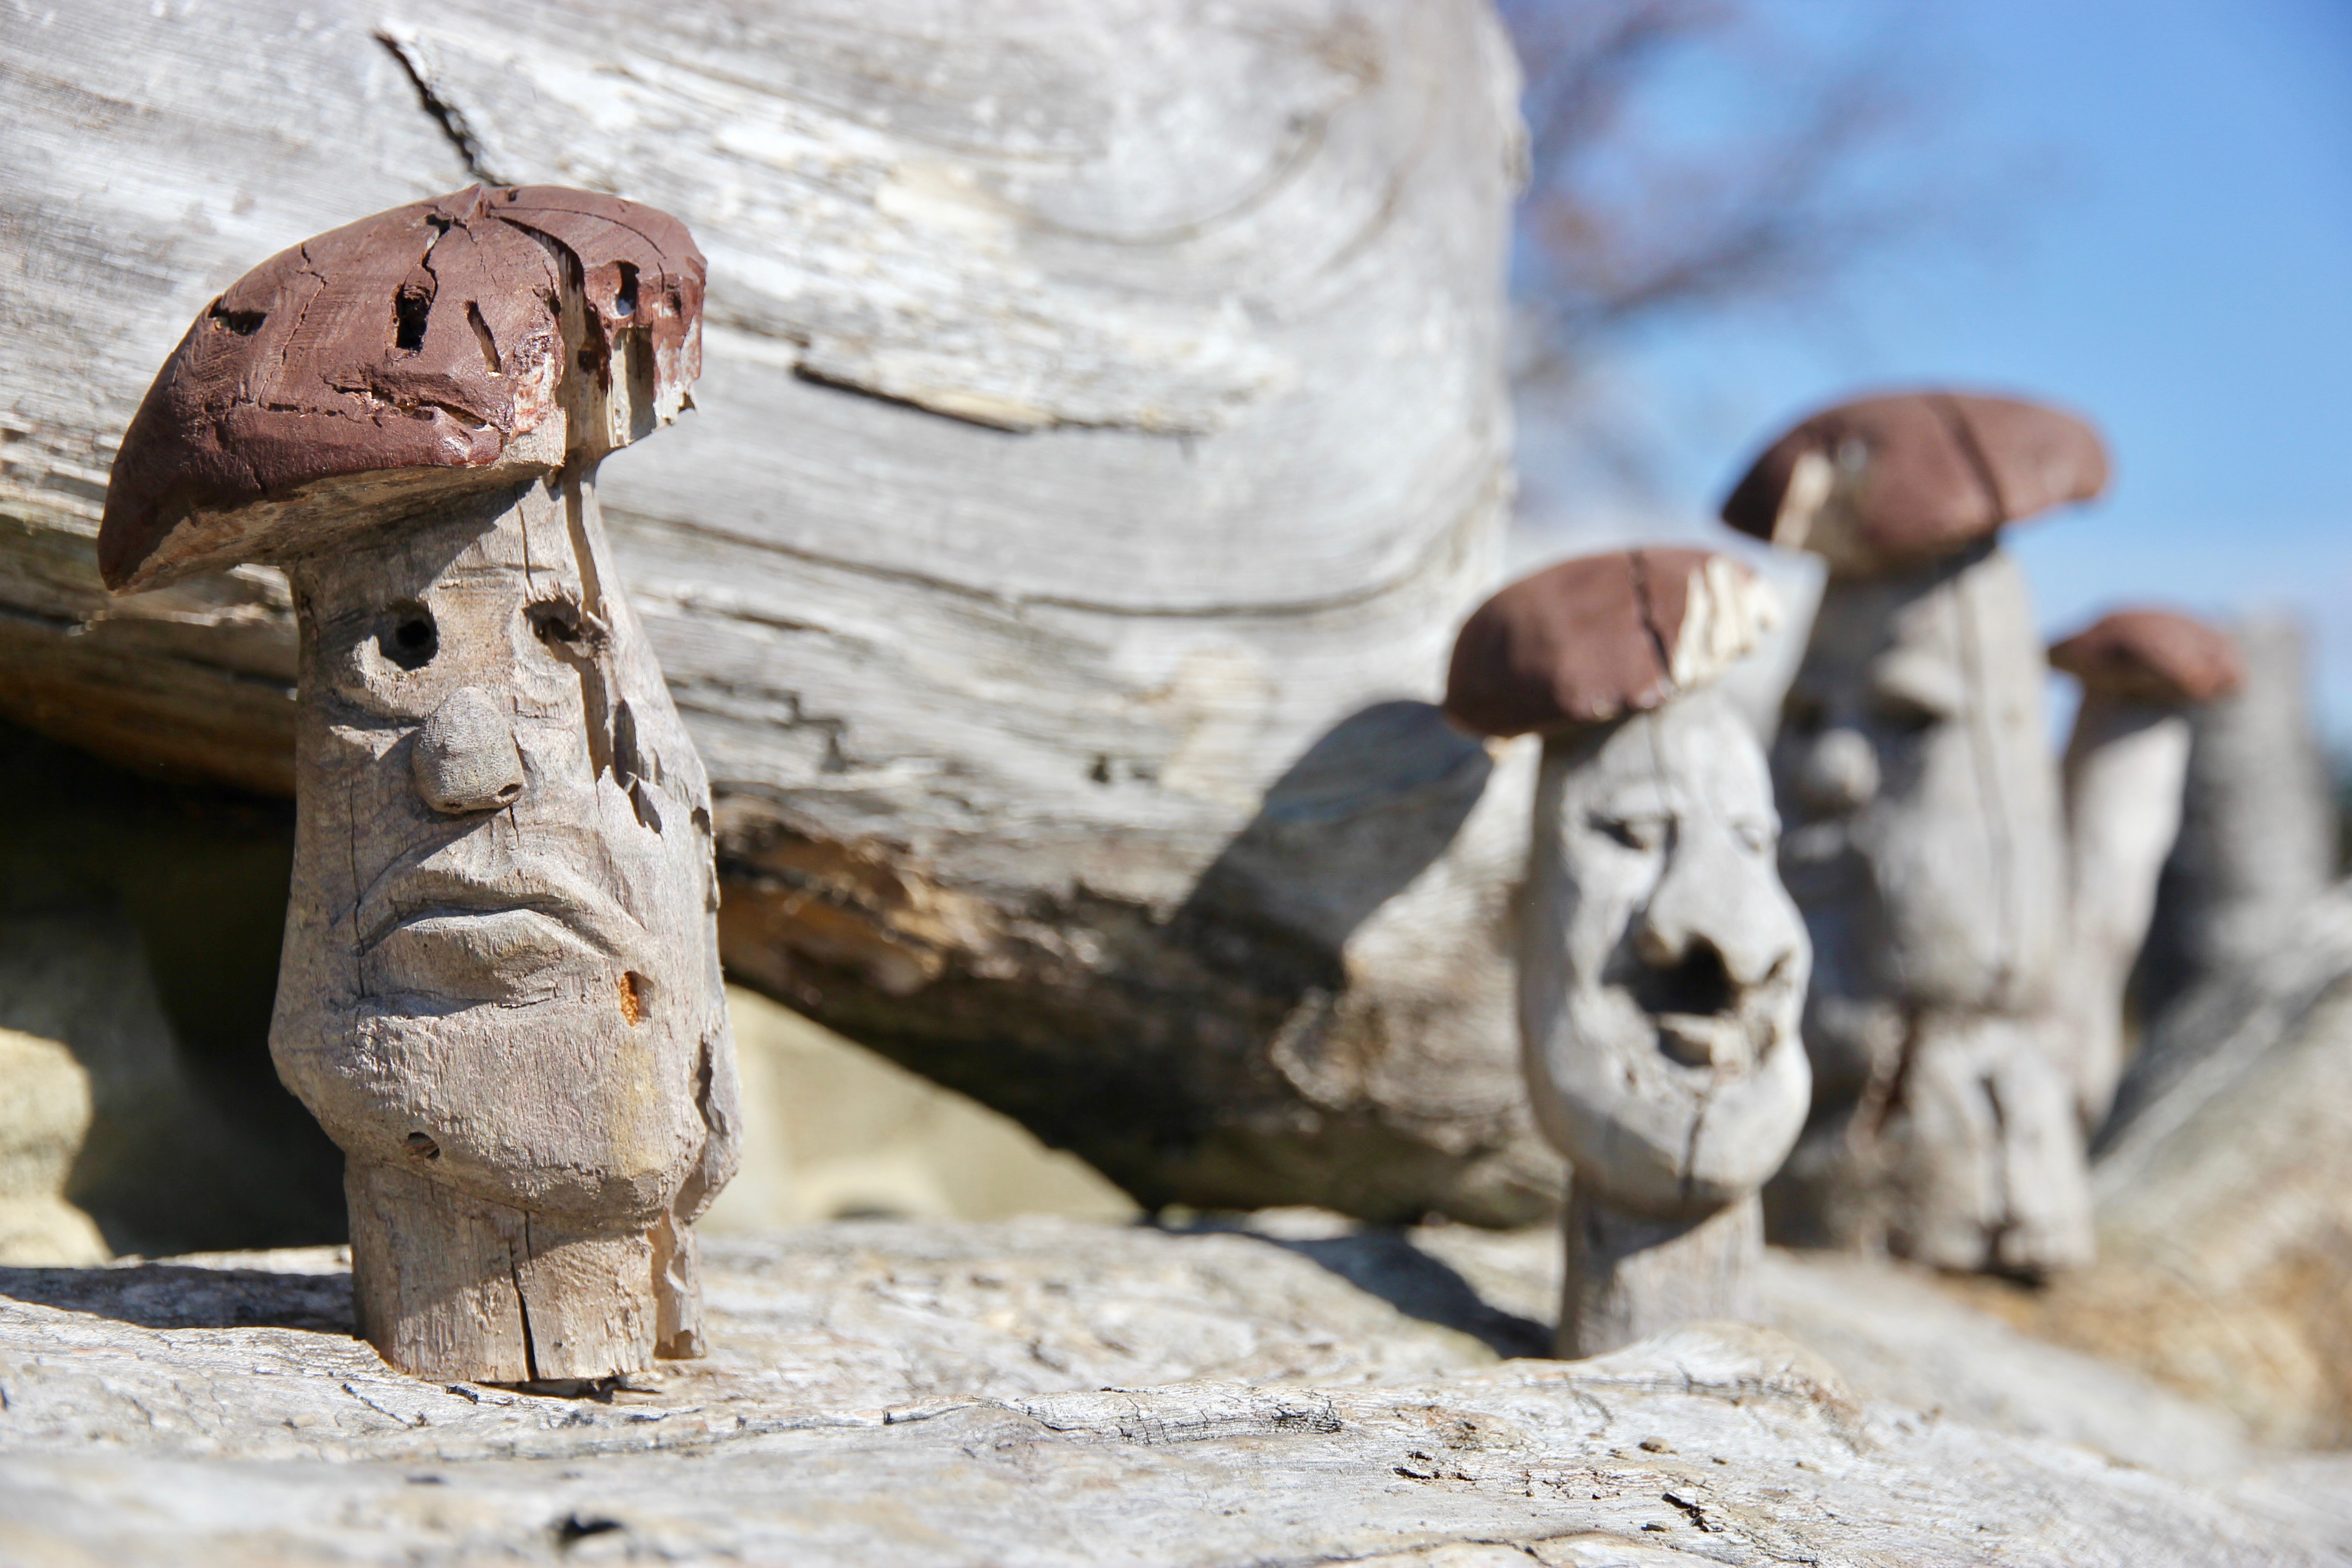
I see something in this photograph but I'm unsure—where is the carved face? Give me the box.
[1520,689,1813,1218]
[1771,545,2065,1098]
[270,477,730,1230]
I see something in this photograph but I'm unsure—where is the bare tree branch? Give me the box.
[1499,0,1943,392]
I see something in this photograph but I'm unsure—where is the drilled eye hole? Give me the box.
[1597,814,1668,853]
[528,599,583,647]
[379,603,438,670]
[404,1131,440,1160]
[1873,695,1943,738]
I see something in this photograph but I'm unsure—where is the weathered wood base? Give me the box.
[345,1161,667,1384]
[1556,1182,1759,1359]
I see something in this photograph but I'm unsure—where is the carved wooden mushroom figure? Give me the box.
[2049,609,2243,1129]
[1445,549,1810,1358]
[1723,389,2107,1276]
[95,186,740,1386]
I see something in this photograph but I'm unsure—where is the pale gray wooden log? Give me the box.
[1766,545,2093,1274]
[2059,696,2192,1128]
[0,0,1538,1224]
[0,1226,2339,1564]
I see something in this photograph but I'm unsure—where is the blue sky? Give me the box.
[1512,0,2352,745]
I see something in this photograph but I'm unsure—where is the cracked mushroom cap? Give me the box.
[1720,390,2108,578]
[98,184,704,593]
[1443,549,1780,739]
[2049,609,2244,706]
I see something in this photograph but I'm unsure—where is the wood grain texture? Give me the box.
[1558,1186,1761,1360]
[0,1223,2339,1564]
[2050,888,2352,1446]
[0,0,1537,1222]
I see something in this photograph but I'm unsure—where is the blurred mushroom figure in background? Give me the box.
[1723,390,2107,1276]
[2122,612,2338,1073]
[1446,549,1809,1357]
[97,186,740,1385]
[2048,610,2243,1131]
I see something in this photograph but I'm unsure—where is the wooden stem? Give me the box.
[1557,1181,1760,1360]
[346,1160,658,1384]
[2059,694,2191,1127]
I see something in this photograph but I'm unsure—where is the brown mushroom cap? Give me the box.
[1719,390,2108,578]
[99,184,705,593]
[2048,609,2243,706]
[1443,548,1778,739]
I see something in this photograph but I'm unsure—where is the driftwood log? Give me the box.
[1443,551,1808,1354]
[2073,885,2352,1446]
[1725,391,2109,1275]
[2,1218,2343,1564]
[96,187,743,1383]
[0,0,1539,1224]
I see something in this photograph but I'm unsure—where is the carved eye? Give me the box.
[527,598,585,648]
[1732,817,1777,854]
[377,603,438,671]
[1596,814,1668,853]
[1871,691,1944,737]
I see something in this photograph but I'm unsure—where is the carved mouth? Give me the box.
[1629,945,1735,1019]
[356,863,629,959]
[1651,1012,1773,1069]
[1624,946,1790,1070]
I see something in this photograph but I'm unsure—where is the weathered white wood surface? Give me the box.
[0,1219,2332,1564]
[0,0,1541,1222]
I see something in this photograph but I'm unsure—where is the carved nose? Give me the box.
[1637,835,1802,996]
[1796,727,1878,812]
[412,687,526,814]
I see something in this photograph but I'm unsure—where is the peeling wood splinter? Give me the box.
[1445,549,1810,1357]
[96,184,742,1385]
